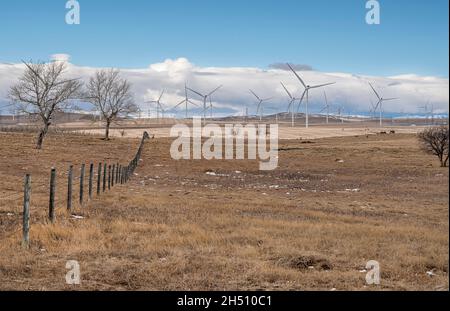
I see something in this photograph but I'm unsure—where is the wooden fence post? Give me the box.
[111,164,115,187]
[49,168,56,223]
[116,163,119,184]
[108,165,111,190]
[97,163,102,196]
[89,163,94,199]
[103,163,107,192]
[22,174,31,249]
[67,165,73,212]
[80,164,85,205]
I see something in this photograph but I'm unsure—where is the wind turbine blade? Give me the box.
[280,82,293,99]
[369,83,381,100]
[256,101,262,114]
[173,100,186,109]
[296,90,307,113]
[287,99,293,112]
[188,100,199,107]
[324,91,328,106]
[208,85,223,97]
[249,89,261,101]
[383,98,398,101]
[262,97,273,102]
[186,87,204,98]
[158,90,165,102]
[374,100,382,111]
[286,63,307,88]
[309,82,336,89]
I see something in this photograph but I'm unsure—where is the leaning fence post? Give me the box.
[49,168,56,223]
[103,163,107,192]
[97,163,102,196]
[22,174,31,249]
[67,165,73,212]
[80,164,85,205]
[89,163,94,199]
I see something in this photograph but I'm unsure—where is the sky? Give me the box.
[0,0,449,116]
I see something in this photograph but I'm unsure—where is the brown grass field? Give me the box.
[0,127,448,291]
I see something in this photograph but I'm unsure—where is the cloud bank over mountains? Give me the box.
[0,56,448,116]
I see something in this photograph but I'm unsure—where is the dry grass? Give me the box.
[0,130,448,291]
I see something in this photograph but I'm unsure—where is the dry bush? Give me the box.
[418,126,449,167]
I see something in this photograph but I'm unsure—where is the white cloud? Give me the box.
[1,57,448,116]
[50,53,71,62]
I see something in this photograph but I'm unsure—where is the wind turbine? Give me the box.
[369,82,398,128]
[287,63,335,128]
[319,91,332,124]
[186,85,222,125]
[280,82,302,127]
[172,84,199,119]
[249,89,272,122]
[145,90,167,124]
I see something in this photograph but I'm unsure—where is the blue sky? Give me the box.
[0,0,448,77]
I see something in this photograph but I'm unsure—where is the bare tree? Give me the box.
[9,61,82,149]
[418,126,449,167]
[84,69,137,140]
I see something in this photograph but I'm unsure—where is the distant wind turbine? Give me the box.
[172,84,199,119]
[249,89,272,122]
[145,90,167,123]
[287,63,335,128]
[319,91,332,124]
[280,82,302,127]
[369,82,398,128]
[187,85,222,125]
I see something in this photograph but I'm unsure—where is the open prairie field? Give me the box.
[0,130,448,290]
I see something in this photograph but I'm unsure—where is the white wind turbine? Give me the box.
[319,91,332,125]
[369,82,398,128]
[186,85,222,125]
[280,82,303,127]
[287,63,335,128]
[172,84,199,119]
[145,90,167,123]
[249,89,272,122]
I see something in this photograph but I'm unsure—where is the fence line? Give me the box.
[1,132,150,247]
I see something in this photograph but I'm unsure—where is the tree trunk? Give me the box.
[105,119,111,140]
[36,122,50,149]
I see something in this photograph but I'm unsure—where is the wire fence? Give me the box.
[0,131,150,248]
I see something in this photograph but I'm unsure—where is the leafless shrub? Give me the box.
[83,69,137,140]
[418,126,449,167]
[8,61,82,149]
